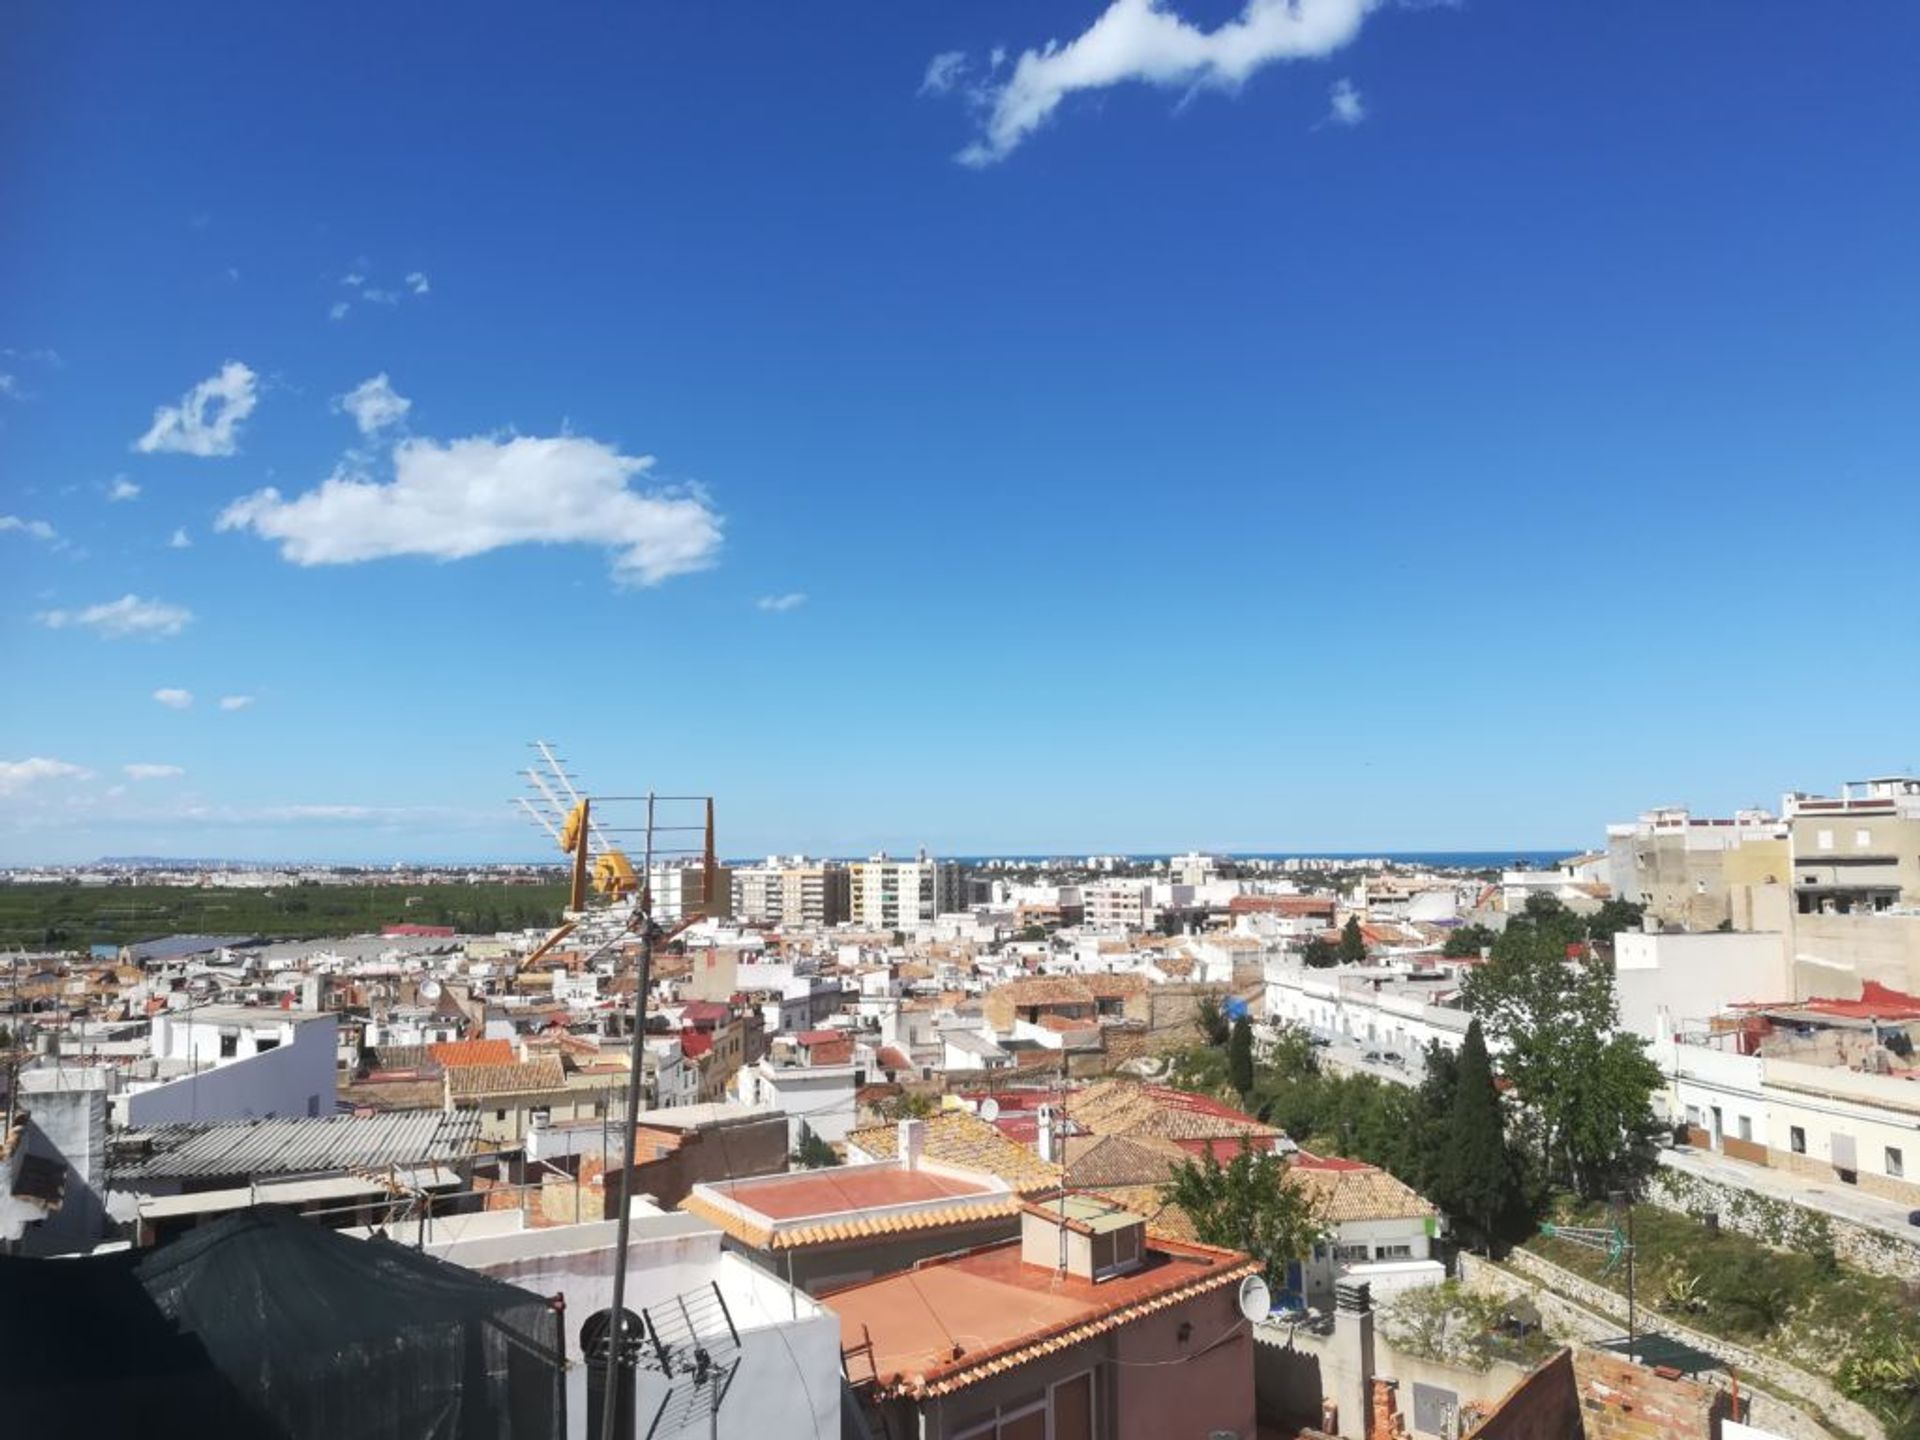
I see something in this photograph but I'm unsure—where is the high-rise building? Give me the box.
[647,860,734,925]
[730,857,850,927]
[848,851,962,930]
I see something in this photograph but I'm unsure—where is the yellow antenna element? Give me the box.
[593,849,639,898]
[558,800,589,856]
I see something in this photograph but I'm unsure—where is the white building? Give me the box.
[730,1057,858,1150]
[129,1005,339,1126]
[353,1200,841,1440]
[647,860,734,925]
[730,857,850,927]
[1263,962,1474,1060]
[848,852,961,930]
[1612,928,1789,1042]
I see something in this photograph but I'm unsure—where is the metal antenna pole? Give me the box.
[600,792,656,1440]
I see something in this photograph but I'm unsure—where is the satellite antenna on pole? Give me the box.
[418,979,442,1002]
[635,1281,742,1439]
[1238,1274,1274,1325]
[978,1097,1001,1123]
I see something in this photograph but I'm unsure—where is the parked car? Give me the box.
[1383,1051,1405,1065]
[1907,1209,1920,1228]
[1362,1050,1384,1063]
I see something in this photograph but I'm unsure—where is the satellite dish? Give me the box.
[419,979,443,1001]
[1238,1274,1273,1324]
[978,1097,1001,1123]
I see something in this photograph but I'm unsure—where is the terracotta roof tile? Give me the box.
[848,1112,1060,1194]
[428,1039,515,1069]
[444,1057,567,1098]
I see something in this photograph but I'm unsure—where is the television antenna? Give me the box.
[635,1281,742,1439]
[1539,1189,1639,1363]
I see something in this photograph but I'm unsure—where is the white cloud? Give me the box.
[756,592,808,613]
[218,432,723,587]
[107,475,141,502]
[1326,76,1365,126]
[406,271,431,295]
[169,526,192,548]
[1,515,58,542]
[0,373,17,399]
[38,594,193,639]
[134,360,258,457]
[329,301,352,322]
[362,287,400,305]
[218,694,255,711]
[335,373,411,436]
[342,271,366,287]
[124,763,185,780]
[153,688,194,709]
[950,0,1375,166]
[0,757,92,795]
[922,51,969,95]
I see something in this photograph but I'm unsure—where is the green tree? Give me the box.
[1163,1141,1323,1287]
[1431,1020,1518,1246]
[877,1091,940,1121]
[1228,1014,1254,1098]
[1339,916,1367,965]
[1442,924,1497,959]
[1585,898,1647,946]
[1461,915,1662,1198]
[1299,936,1339,969]
[791,1123,841,1169]
[1194,994,1231,1048]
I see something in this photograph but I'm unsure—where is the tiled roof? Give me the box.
[830,1235,1256,1399]
[107,1110,481,1182]
[1094,1185,1200,1243]
[1065,1081,1279,1144]
[444,1057,568,1098]
[847,1112,1060,1194]
[1286,1160,1437,1223]
[1081,974,1148,999]
[992,976,1095,1007]
[341,1078,444,1111]
[428,1038,515,1069]
[681,1186,1021,1251]
[370,1043,435,1073]
[1061,1133,1188,1188]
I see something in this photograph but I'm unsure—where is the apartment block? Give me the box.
[848,852,961,930]
[1604,806,1788,931]
[731,856,851,927]
[1785,776,1920,916]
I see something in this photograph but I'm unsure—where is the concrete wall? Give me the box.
[13,1067,110,1255]
[1254,1319,1528,1439]
[1614,931,1789,1040]
[127,1016,337,1126]
[1791,914,1920,997]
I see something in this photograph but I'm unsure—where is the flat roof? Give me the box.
[136,1166,461,1220]
[713,1166,991,1222]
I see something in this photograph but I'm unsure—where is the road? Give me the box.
[1659,1143,1920,1244]
[1310,1033,1426,1087]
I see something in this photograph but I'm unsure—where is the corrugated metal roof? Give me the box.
[107,1110,482,1183]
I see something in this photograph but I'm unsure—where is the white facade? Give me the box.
[730,1058,858,1149]
[131,1007,338,1126]
[1613,929,1789,1042]
[848,853,959,930]
[1263,963,1473,1058]
[647,861,734,925]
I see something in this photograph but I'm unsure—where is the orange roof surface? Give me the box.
[829,1235,1255,1398]
[708,1166,992,1221]
[429,1039,515,1069]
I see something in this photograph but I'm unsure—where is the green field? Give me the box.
[0,881,571,949]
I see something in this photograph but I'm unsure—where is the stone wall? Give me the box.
[1490,1248,1885,1440]
[1647,1165,1920,1283]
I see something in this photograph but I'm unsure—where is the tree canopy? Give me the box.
[1163,1141,1323,1288]
[1228,1014,1254,1097]
[1339,916,1367,965]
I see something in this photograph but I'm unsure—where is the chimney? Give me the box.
[1370,1378,1409,1440]
[898,1118,925,1171]
[1036,1104,1057,1163]
[1332,1281,1376,1440]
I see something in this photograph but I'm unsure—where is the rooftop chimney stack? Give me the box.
[1036,1104,1057,1163]
[1332,1281,1375,1440]
[898,1118,925,1171]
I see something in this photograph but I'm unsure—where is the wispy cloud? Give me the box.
[218,432,723,588]
[124,763,185,780]
[943,0,1377,166]
[168,526,193,549]
[134,360,258,457]
[218,694,255,712]
[406,271,431,295]
[334,373,411,436]
[153,688,194,709]
[329,301,352,322]
[756,592,808,613]
[0,757,92,796]
[922,51,969,96]
[107,475,142,502]
[38,594,193,639]
[1324,76,1365,126]
[1,515,59,543]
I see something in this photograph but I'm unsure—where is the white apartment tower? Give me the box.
[848,851,962,930]
[730,857,851,927]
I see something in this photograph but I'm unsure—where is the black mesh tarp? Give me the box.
[0,1205,565,1440]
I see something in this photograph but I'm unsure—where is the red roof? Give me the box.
[679,1000,732,1026]
[428,1039,515,1068]
[876,1045,912,1071]
[1290,1149,1375,1173]
[679,1029,714,1059]
[1230,895,1335,916]
[1737,980,1920,1022]
[794,1029,844,1046]
[707,1166,993,1221]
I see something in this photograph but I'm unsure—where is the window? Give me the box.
[1052,1372,1094,1440]
[1889,1148,1905,1179]
[1790,1126,1807,1154]
[495,1108,508,1122]
[1817,829,1834,851]
[254,1035,279,1053]
[1684,1106,1702,1128]
[1376,1244,1413,1260]
[1857,829,1873,849]
[1738,1116,1753,1142]
[219,1031,239,1058]
[1334,1243,1369,1262]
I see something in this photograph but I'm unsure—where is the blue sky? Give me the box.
[4,1,1918,864]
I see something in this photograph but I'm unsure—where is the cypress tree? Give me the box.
[1436,1018,1512,1247]
[1339,916,1367,965]
[1228,1014,1255,1098]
